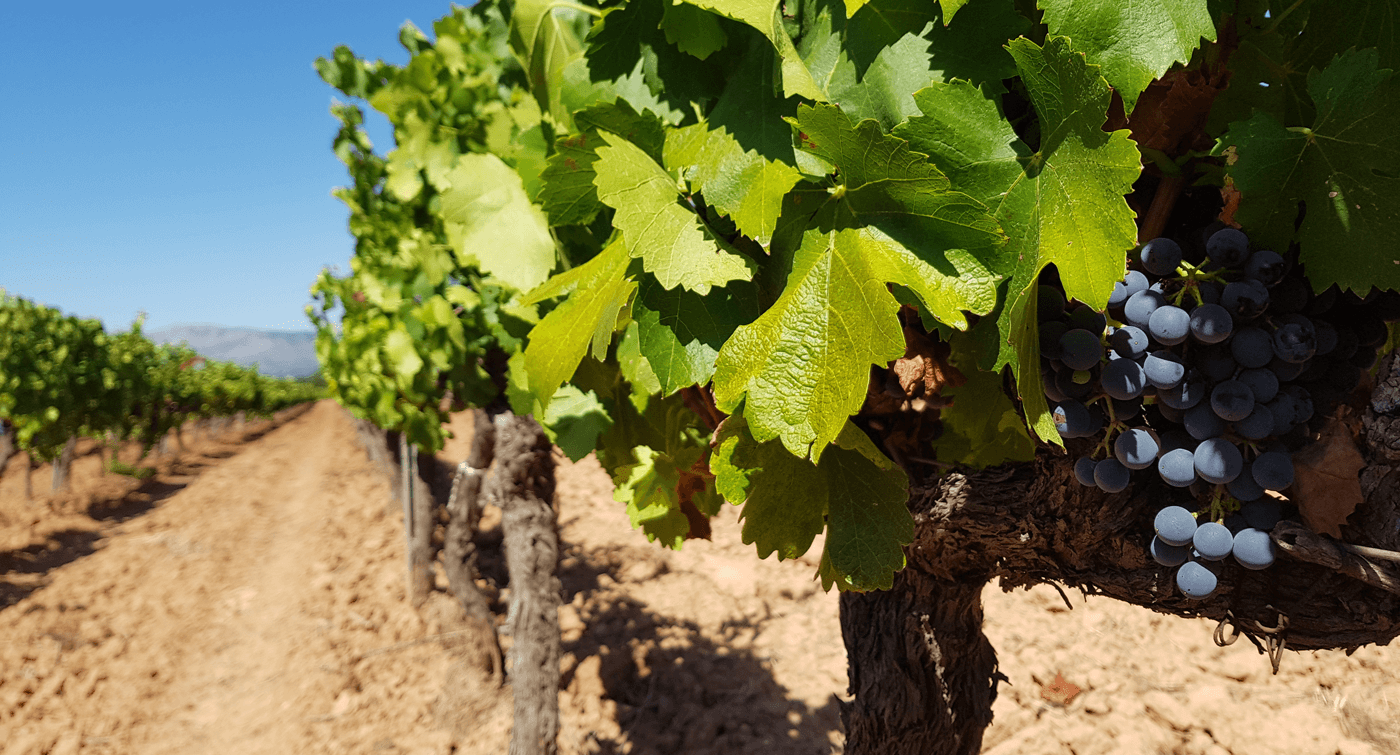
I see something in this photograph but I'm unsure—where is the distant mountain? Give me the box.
[146,325,320,378]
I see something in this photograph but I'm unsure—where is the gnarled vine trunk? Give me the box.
[490,413,560,755]
[443,409,502,678]
[50,437,77,493]
[840,353,1400,753]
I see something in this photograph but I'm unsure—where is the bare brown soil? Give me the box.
[0,401,1397,754]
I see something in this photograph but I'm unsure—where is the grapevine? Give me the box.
[314,1,1400,752]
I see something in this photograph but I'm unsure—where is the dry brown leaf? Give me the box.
[1040,672,1082,706]
[1291,417,1367,537]
[892,327,965,398]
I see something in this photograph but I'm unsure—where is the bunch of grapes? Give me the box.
[1039,227,1398,599]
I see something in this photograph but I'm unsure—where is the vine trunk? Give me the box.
[840,354,1400,753]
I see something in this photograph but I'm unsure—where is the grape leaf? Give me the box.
[788,103,1004,327]
[710,409,912,591]
[633,275,759,395]
[935,328,1036,467]
[843,0,939,77]
[439,153,558,295]
[1040,0,1215,113]
[508,0,590,127]
[708,39,799,164]
[540,384,614,462]
[663,123,802,245]
[660,2,729,59]
[894,40,1141,442]
[613,444,703,548]
[1222,48,1400,294]
[519,240,635,412]
[592,131,754,293]
[680,0,827,100]
[539,100,667,226]
[828,29,936,130]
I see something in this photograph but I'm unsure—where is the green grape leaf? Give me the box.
[384,327,425,389]
[633,275,759,395]
[439,153,557,294]
[679,0,826,100]
[664,123,802,245]
[788,103,1004,328]
[712,225,991,462]
[1040,0,1215,113]
[708,39,799,165]
[1223,48,1400,294]
[520,240,636,412]
[894,40,1141,442]
[614,445,702,549]
[843,0,938,77]
[593,131,754,293]
[660,2,729,59]
[710,410,828,558]
[936,328,1036,467]
[509,0,589,127]
[584,1,655,82]
[828,28,936,130]
[539,100,667,226]
[710,409,911,591]
[540,384,614,462]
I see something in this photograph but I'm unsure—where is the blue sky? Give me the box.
[1,1,464,333]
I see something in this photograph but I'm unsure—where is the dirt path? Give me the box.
[1,402,1398,755]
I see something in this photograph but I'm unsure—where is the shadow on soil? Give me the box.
[0,410,307,612]
[545,540,843,754]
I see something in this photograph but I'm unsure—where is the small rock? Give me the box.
[1143,690,1196,731]
[1338,740,1376,755]
[1082,695,1112,715]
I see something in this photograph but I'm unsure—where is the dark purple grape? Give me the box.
[1233,404,1274,440]
[1140,238,1183,276]
[1094,458,1131,493]
[1101,358,1147,400]
[1155,505,1198,545]
[1231,327,1273,369]
[1252,450,1295,491]
[1227,464,1265,502]
[1237,367,1278,403]
[1039,321,1068,359]
[1059,329,1103,371]
[1108,270,1149,308]
[1183,402,1226,440]
[1159,371,1206,410]
[1124,289,1167,330]
[1197,345,1237,382]
[1177,561,1218,598]
[1194,438,1243,484]
[1206,228,1250,267]
[1243,250,1287,285]
[1222,279,1270,319]
[1110,325,1150,359]
[1211,380,1255,422]
[1143,350,1185,389]
[1188,303,1232,344]
[1067,305,1107,334]
[1232,528,1275,570]
[1038,285,1066,321]
[1149,305,1191,345]
[1074,456,1098,486]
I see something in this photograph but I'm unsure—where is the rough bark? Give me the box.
[840,571,997,755]
[0,423,14,477]
[491,413,560,755]
[444,410,502,678]
[400,435,434,608]
[50,437,77,492]
[840,352,1400,753]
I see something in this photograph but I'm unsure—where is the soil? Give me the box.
[1,401,1398,755]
